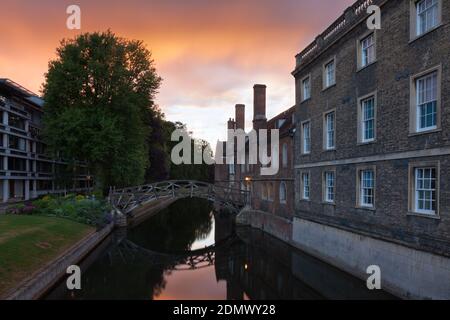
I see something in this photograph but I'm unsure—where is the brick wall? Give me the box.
[293,0,450,256]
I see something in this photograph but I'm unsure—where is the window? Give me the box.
[324,112,335,150]
[410,67,441,134]
[359,33,375,68]
[261,184,268,200]
[359,95,376,142]
[416,0,439,36]
[282,143,288,168]
[414,168,437,215]
[8,135,26,151]
[416,71,437,131]
[359,169,375,208]
[409,162,440,217]
[324,59,336,88]
[323,171,335,203]
[8,114,26,131]
[301,172,310,200]
[410,0,442,40]
[229,164,235,175]
[302,121,311,154]
[279,182,287,204]
[8,157,26,172]
[267,183,274,201]
[37,161,52,173]
[302,76,311,101]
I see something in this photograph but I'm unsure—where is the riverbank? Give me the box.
[0,215,94,298]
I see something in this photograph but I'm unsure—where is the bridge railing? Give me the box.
[110,180,249,214]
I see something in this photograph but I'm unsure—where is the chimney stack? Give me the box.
[235,104,245,131]
[227,118,235,130]
[253,84,267,130]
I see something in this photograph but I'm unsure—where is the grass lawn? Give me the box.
[0,215,94,298]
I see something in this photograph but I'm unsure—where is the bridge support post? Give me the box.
[113,208,128,228]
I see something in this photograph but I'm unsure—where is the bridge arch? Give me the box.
[110,180,249,215]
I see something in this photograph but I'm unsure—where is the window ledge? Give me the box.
[300,153,311,157]
[322,148,336,153]
[407,212,440,220]
[300,199,311,202]
[356,60,377,73]
[409,23,443,45]
[356,205,376,212]
[357,140,376,146]
[408,128,441,137]
[322,83,336,92]
[300,98,311,104]
[322,201,336,206]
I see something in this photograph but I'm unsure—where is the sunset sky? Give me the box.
[0,0,354,145]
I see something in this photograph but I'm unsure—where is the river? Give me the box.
[44,198,396,300]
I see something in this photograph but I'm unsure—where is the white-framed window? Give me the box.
[416,0,439,36]
[324,60,336,88]
[302,172,310,200]
[414,167,437,215]
[359,170,375,207]
[416,71,437,132]
[324,112,335,150]
[302,76,311,101]
[360,33,375,67]
[282,143,288,168]
[302,121,311,154]
[279,182,287,204]
[324,171,335,203]
[361,96,375,142]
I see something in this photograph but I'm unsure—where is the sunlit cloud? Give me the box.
[0,0,355,145]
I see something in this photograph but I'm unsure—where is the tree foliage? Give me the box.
[42,31,162,191]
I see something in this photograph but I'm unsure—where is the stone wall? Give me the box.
[292,217,450,299]
[236,208,292,243]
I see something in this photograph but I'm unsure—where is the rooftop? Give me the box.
[0,78,44,108]
[292,0,384,75]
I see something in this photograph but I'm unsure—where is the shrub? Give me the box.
[7,204,26,215]
[31,196,110,228]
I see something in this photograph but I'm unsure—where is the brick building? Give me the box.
[291,0,449,298]
[215,85,295,238]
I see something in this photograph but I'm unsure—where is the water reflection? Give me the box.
[45,198,396,300]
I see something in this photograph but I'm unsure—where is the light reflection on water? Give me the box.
[44,198,396,300]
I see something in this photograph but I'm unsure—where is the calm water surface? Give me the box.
[45,198,395,300]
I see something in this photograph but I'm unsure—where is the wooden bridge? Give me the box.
[109,180,249,216]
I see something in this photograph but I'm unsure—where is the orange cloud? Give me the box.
[0,0,355,144]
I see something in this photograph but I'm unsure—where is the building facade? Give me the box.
[0,79,91,203]
[214,85,295,239]
[291,0,450,298]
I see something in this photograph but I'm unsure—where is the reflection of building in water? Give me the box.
[216,228,395,300]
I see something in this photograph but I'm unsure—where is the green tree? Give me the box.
[42,31,162,192]
[166,121,214,183]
